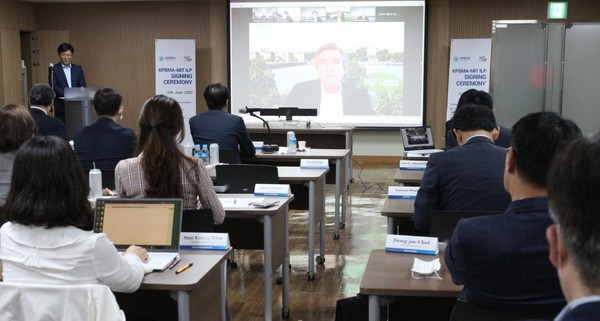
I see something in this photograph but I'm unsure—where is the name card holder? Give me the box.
[385,234,439,255]
[399,159,427,170]
[388,186,419,199]
[253,141,264,150]
[300,159,329,169]
[180,232,230,250]
[254,183,291,197]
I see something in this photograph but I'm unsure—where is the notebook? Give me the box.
[400,126,443,156]
[94,198,183,271]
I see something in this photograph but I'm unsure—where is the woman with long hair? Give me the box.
[115,95,225,224]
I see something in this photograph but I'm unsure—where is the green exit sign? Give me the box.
[548,2,568,19]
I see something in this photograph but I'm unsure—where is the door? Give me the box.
[29,30,69,85]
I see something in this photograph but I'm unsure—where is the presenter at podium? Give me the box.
[52,42,87,124]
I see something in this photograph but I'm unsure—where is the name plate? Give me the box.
[385,234,439,255]
[254,183,291,196]
[388,186,419,199]
[300,159,329,169]
[180,232,230,250]
[399,160,427,170]
[253,141,263,150]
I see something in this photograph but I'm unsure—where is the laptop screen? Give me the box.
[94,198,182,251]
[400,126,435,151]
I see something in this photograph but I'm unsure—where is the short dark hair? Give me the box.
[29,83,55,107]
[451,103,496,132]
[456,89,493,110]
[93,88,122,116]
[4,136,93,228]
[510,112,581,188]
[548,133,600,290]
[57,43,74,54]
[203,83,229,110]
[0,104,36,152]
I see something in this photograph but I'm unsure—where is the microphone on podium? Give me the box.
[48,63,54,87]
[239,106,279,154]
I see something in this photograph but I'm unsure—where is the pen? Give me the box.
[175,263,193,274]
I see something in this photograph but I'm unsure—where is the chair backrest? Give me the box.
[429,211,501,242]
[215,164,279,193]
[0,283,125,321]
[219,148,241,164]
[451,299,554,321]
[182,208,215,232]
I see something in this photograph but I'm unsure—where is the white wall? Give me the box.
[352,130,403,156]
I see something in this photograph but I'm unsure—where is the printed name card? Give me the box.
[180,232,230,250]
[388,186,419,199]
[399,160,427,170]
[300,159,329,169]
[254,183,291,197]
[253,141,264,150]
[385,234,439,255]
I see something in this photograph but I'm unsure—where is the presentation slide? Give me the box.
[229,0,426,127]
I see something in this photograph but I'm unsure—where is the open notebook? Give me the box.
[94,198,183,271]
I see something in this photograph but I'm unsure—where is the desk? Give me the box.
[381,197,415,234]
[251,148,350,239]
[140,249,231,321]
[207,166,327,280]
[360,249,462,321]
[219,194,293,320]
[393,168,424,185]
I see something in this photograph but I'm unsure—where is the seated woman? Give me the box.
[115,95,225,224]
[0,136,149,292]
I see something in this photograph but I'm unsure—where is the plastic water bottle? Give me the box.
[193,144,202,159]
[201,144,210,165]
[209,143,219,165]
[287,131,297,153]
[89,167,102,200]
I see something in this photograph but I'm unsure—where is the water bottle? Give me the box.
[287,131,297,153]
[201,144,210,165]
[209,143,219,165]
[89,168,103,199]
[193,144,202,159]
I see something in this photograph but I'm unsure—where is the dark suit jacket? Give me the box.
[52,62,87,121]
[73,117,137,170]
[556,301,600,321]
[285,79,374,115]
[413,136,511,231]
[445,121,511,149]
[29,107,66,140]
[189,110,255,163]
[445,197,566,315]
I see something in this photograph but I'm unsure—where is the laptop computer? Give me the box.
[94,198,183,271]
[400,126,443,157]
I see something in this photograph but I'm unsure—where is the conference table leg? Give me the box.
[176,291,190,321]
[319,177,326,262]
[308,180,316,280]
[282,206,290,318]
[387,217,395,235]
[341,156,348,226]
[368,295,380,321]
[263,216,273,321]
[221,260,227,321]
[334,159,342,239]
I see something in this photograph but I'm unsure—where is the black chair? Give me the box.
[451,299,555,321]
[181,209,214,233]
[429,211,501,242]
[215,164,279,193]
[218,148,241,164]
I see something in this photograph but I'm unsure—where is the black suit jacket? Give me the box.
[413,136,511,231]
[189,110,256,163]
[557,301,600,321]
[29,107,66,140]
[73,117,137,170]
[285,80,374,115]
[52,62,87,122]
[445,197,565,315]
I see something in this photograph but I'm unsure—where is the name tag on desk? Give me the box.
[385,234,439,255]
[388,186,419,199]
[399,160,427,170]
[255,184,291,197]
[180,232,230,250]
[300,159,329,169]
[253,141,263,150]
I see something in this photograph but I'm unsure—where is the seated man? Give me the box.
[445,89,511,150]
[413,104,511,231]
[445,112,581,315]
[189,83,255,163]
[73,88,137,170]
[28,83,66,140]
[547,133,600,320]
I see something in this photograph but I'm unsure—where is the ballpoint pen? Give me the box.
[175,263,193,274]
